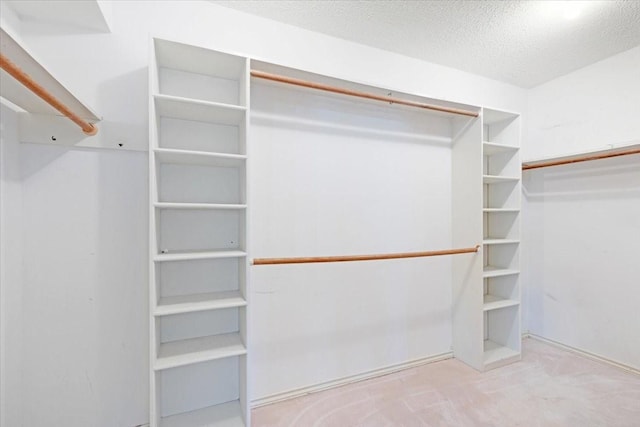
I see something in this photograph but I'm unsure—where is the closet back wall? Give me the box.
[250,82,454,399]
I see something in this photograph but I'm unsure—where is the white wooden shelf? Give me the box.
[483,208,519,213]
[154,94,246,125]
[483,295,520,312]
[483,238,519,245]
[483,141,519,156]
[155,291,247,316]
[154,202,247,210]
[150,37,250,427]
[483,340,520,368]
[160,400,244,427]
[154,250,247,262]
[155,148,246,168]
[155,333,246,371]
[483,266,519,278]
[482,175,519,184]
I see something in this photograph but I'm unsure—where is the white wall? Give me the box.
[524,46,640,160]
[0,105,24,427]
[0,106,149,426]
[2,1,527,425]
[250,82,456,398]
[523,46,640,370]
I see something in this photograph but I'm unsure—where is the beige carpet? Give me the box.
[252,338,640,426]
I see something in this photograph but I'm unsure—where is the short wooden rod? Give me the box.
[522,148,640,170]
[251,70,478,118]
[0,53,98,136]
[253,245,480,265]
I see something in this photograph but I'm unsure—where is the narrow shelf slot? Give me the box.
[155,148,247,168]
[156,291,247,316]
[154,250,247,262]
[483,294,520,312]
[160,400,244,427]
[483,339,520,367]
[483,141,519,156]
[154,94,246,125]
[483,266,519,278]
[482,238,519,245]
[155,332,246,371]
[482,175,519,184]
[483,208,519,213]
[155,202,247,210]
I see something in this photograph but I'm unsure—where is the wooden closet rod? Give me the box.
[251,70,479,118]
[253,245,480,265]
[0,53,98,136]
[522,148,640,171]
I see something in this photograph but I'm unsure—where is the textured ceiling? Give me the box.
[213,0,640,88]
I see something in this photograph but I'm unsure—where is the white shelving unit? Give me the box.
[481,108,521,371]
[149,38,250,427]
[451,107,521,372]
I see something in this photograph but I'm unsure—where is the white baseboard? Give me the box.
[526,333,640,376]
[250,334,638,409]
[251,351,453,408]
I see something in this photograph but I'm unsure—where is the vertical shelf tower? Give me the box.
[452,108,521,371]
[481,109,521,370]
[149,38,250,426]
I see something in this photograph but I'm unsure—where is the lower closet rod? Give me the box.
[253,245,480,265]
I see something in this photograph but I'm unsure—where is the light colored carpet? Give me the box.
[252,338,640,426]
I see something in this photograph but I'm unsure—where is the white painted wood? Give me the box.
[482,175,519,184]
[157,163,242,205]
[161,400,244,427]
[155,291,247,316]
[483,339,520,368]
[157,258,241,298]
[481,108,521,371]
[483,295,519,311]
[154,38,246,91]
[482,238,519,245]
[450,115,484,372]
[159,357,240,418]
[159,308,240,343]
[154,250,246,263]
[159,116,240,155]
[483,266,519,278]
[157,209,243,254]
[483,141,519,155]
[155,203,247,210]
[482,208,519,213]
[154,95,245,125]
[150,38,250,426]
[155,148,246,167]
[155,333,246,371]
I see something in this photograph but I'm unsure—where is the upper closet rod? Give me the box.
[251,70,479,118]
[253,245,480,265]
[522,148,640,170]
[0,53,98,136]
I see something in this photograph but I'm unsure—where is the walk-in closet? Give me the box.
[1,1,638,426]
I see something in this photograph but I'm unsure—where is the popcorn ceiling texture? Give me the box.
[214,0,640,88]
